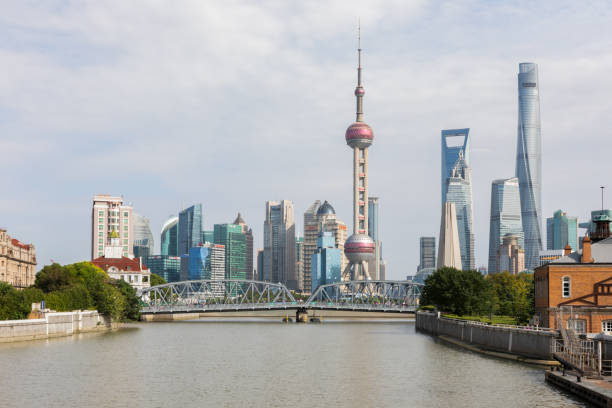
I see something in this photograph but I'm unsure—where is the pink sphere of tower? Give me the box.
[345,122,374,149]
[344,233,376,264]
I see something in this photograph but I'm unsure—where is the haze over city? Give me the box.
[2,1,611,279]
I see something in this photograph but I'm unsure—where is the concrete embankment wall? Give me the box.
[416,311,557,360]
[0,311,112,343]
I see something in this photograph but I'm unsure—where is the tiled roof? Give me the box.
[552,237,612,264]
[91,256,150,273]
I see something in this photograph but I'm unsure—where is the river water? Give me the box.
[0,319,586,407]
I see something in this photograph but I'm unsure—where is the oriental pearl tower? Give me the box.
[343,27,376,281]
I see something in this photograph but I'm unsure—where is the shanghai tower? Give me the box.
[515,62,542,270]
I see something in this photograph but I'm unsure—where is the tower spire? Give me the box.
[355,20,364,122]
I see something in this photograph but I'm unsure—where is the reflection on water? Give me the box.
[0,319,585,408]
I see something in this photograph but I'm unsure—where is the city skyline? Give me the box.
[2,2,612,279]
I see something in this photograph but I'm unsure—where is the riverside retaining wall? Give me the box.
[416,311,558,359]
[0,311,112,343]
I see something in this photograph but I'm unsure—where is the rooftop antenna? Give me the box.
[601,186,605,212]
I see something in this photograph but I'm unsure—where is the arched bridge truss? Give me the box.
[139,279,422,314]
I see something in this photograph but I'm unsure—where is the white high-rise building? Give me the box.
[263,200,297,289]
[438,202,462,269]
[91,195,134,260]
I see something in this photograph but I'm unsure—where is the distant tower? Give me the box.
[133,213,154,260]
[438,202,462,269]
[233,213,254,280]
[343,26,376,280]
[515,62,542,270]
[488,178,523,274]
[263,200,297,289]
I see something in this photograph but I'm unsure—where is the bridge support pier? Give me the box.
[296,309,308,323]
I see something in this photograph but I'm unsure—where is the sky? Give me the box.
[1,1,612,280]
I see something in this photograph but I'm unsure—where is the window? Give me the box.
[98,211,104,216]
[143,276,148,283]
[123,239,128,245]
[562,276,570,298]
[98,232,103,237]
[98,239,103,244]
[98,245,103,250]
[124,212,129,217]
[124,226,128,231]
[98,218,103,223]
[99,225,104,231]
[603,321,612,334]
[567,319,587,334]
[98,252,103,257]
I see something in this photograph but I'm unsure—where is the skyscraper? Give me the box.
[368,197,385,280]
[343,29,376,281]
[547,210,578,251]
[214,223,246,281]
[133,213,154,260]
[160,215,179,256]
[496,233,525,275]
[443,150,475,270]
[178,204,203,256]
[263,200,297,289]
[418,237,436,271]
[311,231,342,293]
[441,129,470,206]
[296,237,304,291]
[516,62,543,270]
[438,202,462,269]
[303,200,347,292]
[91,194,133,259]
[233,213,254,281]
[144,255,181,282]
[188,244,225,283]
[488,178,523,274]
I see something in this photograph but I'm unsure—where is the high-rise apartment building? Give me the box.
[0,229,36,288]
[441,129,470,206]
[303,200,347,292]
[547,210,578,251]
[133,213,154,260]
[296,237,304,291]
[418,237,436,271]
[91,195,134,259]
[488,178,524,274]
[263,200,297,289]
[516,62,543,270]
[233,213,254,281]
[311,232,342,293]
[214,223,246,281]
[160,215,179,256]
[178,204,203,256]
[443,149,475,270]
[438,202,462,269]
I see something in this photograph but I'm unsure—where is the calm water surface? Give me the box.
[0,319,586,407]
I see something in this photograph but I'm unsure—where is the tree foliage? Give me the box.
[150,273,167,287]
[421,267,535,324]
[0,262,141,321]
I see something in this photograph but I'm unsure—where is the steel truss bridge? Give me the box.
[139,279,422,315]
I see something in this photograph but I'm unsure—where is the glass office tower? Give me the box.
[443,152,475,270]
[441,129,470,205]
[488,178,524,274]
[133,213,154,260]
[547,210,578,251]
[178,204,203,256]
[418,237,436,271]
[214,223,246,281]
[160,215,179,256]
[516,62,542,270]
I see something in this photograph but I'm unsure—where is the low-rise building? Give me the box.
[534,216,612,333]
[92,230,150,291]
[0,229,36,288]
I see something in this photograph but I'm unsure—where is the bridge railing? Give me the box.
[305,280,422,310]
[140,279,423,313]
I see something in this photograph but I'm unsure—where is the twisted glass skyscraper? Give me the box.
[515,63,542,270]
[441,129,470,205]
[488,177,523,274]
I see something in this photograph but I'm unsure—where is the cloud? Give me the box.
[1,1,611,275]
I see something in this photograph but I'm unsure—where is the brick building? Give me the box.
[0,229,37,288]
[535,216,612,334]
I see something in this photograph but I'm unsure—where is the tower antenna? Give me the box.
[601,186,605,212]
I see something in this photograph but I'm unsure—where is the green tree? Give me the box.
[150,273,167,287]
[420,267,493,315]
[112,279,140,321]
[486,271,534,324]
[0,282,30,320]
[35,263,76,292]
